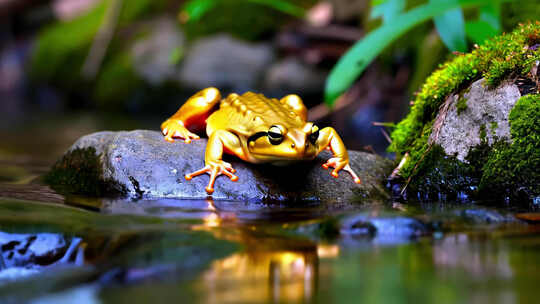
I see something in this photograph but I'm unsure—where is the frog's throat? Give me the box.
[248,152,317,163]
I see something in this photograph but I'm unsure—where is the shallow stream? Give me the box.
[0,116,539,304]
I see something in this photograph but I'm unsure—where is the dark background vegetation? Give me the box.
[0,0,537,156]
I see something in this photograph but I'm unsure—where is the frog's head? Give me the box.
[247,122,320,164]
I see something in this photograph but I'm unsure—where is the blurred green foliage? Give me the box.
[325,0,516,105]
[29,0,171,109]
[502,1,540,30]
[28,0,311,110]
[431,0,468,53]
[28,0,537,113]
[30,0,167,83]
[182,0,306,21]
[181,0,313,40]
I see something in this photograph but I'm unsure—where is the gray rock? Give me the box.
[262,57,327,96]
[177,34,274,91]
[131,17,185,85]
[429,79,521,162]
[55,130,394,204]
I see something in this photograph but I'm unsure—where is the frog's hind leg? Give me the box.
[161,87,221,143]
[280,94,307,121]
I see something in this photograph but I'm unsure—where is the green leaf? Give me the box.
[431,0,467,52]
[245,0,305,17]
[182,0,219,22]
[465,20,499,44]
[465,3,501,44]
[371,0,406,23]
[182,0,305,23]
[479,3,501,31]
[324,0,515,105]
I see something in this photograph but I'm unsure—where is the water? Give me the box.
[1,116,539,303]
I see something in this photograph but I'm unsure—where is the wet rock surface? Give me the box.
[0,232,78,269]
[47,130,394,204]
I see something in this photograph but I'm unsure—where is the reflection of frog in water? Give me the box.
[161,87,361,194]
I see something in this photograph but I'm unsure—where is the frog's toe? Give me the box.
[221,169,239,181]
[343,164,362,184]
[185,163,239,194]
[322,158,360,184]
[220,161,234,172]
[185,165,211,180]
[322,157,342,171]
[164,132,176,142]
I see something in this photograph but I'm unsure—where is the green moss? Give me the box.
[456,94,468,115]
[396,121,434,178]
[480,94,540,197]
[390,22,540,181]
[490,121,498,136]
[479,124,487,143]
[44,147,126,197]
[402,94,539,203]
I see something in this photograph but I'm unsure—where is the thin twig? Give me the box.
[380,128,392,144]
[390,152,408,180]
[372,121,395,127]
[81,0,123,79]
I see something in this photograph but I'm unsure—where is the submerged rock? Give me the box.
[0,232,80,269]
[339,215,429,239]
[294,213,432,244]
[45,130,394,203]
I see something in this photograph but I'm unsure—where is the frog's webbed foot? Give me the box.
[161,119,200,143]
[185,160,238,194]
[322,157,361,184]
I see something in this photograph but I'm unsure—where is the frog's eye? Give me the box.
[268,125,284,145]
[308,125,319,145]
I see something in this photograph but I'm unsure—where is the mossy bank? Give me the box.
[389,22,540,209]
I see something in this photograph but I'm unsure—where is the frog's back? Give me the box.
[207,92,305,137]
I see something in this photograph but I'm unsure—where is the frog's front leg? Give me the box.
[161,87,221,143]
[317,127,361,184]
[185,130,245,194]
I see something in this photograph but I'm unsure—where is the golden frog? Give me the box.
[161,87,361,194]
